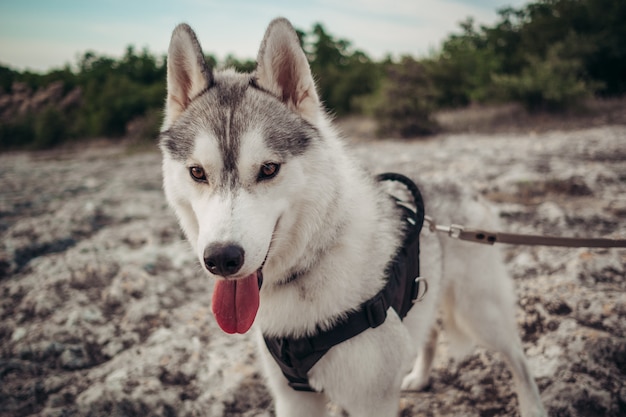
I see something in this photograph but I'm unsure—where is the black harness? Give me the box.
[263,173,425,392]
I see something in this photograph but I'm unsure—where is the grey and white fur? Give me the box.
[159,17,546,417]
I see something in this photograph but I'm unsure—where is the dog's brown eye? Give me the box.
[190,166,207,182]
[258,163,280,181]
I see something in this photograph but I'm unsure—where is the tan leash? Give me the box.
[424,215,626,248]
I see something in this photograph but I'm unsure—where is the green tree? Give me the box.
[306,23,382,115]
[493,42,596,111]
[222,55,256,72]
[498,0,625,95]
[427,18,502,107]
[72,48,165,138]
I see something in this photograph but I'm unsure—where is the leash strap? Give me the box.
[263,173,425,392]
[424,216,626,248]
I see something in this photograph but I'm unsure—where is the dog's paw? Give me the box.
[401,372,430,392]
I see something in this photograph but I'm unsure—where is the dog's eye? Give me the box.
[189,166,207,182]
[258,163,280,181]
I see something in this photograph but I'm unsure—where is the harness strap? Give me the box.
[263,173,424,392]
[377,172,425,246]
[263,286,395,391]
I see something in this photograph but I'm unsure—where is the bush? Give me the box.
[0,115,35,150]
[126,107,163,141]
[33,106,66,148]
[369,57,438,138]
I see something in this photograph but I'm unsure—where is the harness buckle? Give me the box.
[364,293,388,328]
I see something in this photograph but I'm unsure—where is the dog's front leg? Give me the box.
[272,386,328,417]
[313,315,413,417]
[255,332,329,417]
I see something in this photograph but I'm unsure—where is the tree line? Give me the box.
[0,0,624,149]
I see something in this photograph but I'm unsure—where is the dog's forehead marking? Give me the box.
[162,71,319,185]
[237,127,277,181]
[159,122,196,163]
[191,131,222,170]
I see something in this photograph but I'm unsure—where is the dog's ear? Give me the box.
[255,18,320,122]
[164,24,213,128]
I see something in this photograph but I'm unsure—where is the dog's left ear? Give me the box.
[255,18,320,122]
[163,23,213,129]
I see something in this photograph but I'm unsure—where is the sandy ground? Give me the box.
[1,124,625,417]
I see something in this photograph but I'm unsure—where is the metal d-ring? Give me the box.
[414,277,428,302]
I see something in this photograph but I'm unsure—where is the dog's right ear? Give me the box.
[163,24,213,129]
[255,18,320,123]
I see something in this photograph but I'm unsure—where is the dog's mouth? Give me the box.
[210,218,277,334]
[211,269,263,334]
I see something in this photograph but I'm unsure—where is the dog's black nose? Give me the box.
[203,244,245,277]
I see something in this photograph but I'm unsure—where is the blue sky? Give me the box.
[0,0,527,72]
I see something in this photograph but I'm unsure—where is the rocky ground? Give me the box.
[0,124,625,417]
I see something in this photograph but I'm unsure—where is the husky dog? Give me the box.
[159,18,546,417]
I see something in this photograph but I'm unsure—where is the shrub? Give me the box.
[0,115,35,150]
[33,106,66,149]
[369,57,438,138]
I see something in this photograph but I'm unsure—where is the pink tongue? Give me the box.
[211,272,260,334]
